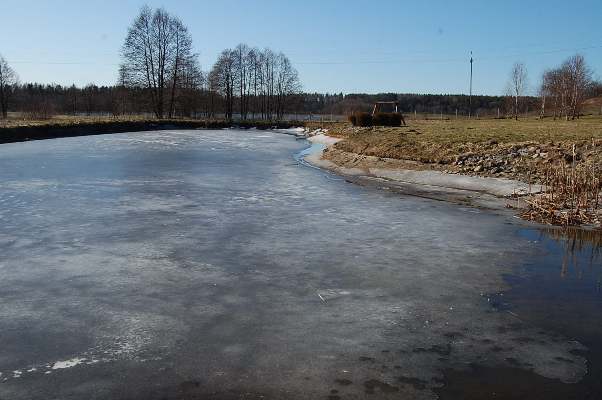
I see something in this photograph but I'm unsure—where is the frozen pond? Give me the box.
[0,130,599,399]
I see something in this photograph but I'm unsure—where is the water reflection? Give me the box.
[503,227,602,399]
[537,227,601,288]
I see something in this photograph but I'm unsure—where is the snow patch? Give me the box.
[307,134,341,146]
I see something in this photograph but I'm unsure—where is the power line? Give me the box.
[294,44,602,66]
[8,60,120,66]
[6,43,602,68]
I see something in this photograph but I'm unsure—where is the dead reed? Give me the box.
[522,142,601,227]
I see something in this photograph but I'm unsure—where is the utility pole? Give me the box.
[469,51,473,119]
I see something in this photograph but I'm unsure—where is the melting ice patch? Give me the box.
[51,358,86,370]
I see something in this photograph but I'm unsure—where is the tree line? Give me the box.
[2,81,535,120]
[507,54,600,120]
[305,92,531,117]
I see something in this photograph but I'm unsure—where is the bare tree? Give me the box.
[120,6,195,119]
[174,58,205,117]
[167,17,194,118]
[234,44,251,120]
[507,62,528,120]
[0,55,18,119]
[209,46,301,121]
[539,69,552,118]
[209,49,236,120]
[274,52,301,119]
[538,54,592,120]
[564,54,592,119]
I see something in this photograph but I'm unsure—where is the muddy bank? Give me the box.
[0,119,304,144]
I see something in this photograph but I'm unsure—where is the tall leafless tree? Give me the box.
[0,55,18,119]
[210,49,236,120]
[234,44,251,120]
[274,52,301,119]
[119,6,195,119]
[167,17,195,118]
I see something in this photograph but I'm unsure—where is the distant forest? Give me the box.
[302,92,540,117]
[4,84,545,120]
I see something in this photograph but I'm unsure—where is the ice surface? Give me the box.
[0,130,588,399]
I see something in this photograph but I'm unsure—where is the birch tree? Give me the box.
[508,62,528,120]
[539,54,592,120]
[565,54,591,119]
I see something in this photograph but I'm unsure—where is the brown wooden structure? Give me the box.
[371,101,406,126]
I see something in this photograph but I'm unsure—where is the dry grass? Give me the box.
[522,149,601,226]
[0,114,150,129]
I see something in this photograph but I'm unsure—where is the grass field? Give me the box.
[313,115,602,143]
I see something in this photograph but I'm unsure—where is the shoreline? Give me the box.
[302,131,601,230]
[303,133,526,213]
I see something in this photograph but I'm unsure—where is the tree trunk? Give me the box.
[0,87,6,119]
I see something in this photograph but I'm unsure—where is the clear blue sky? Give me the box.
[1,0,601,95]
